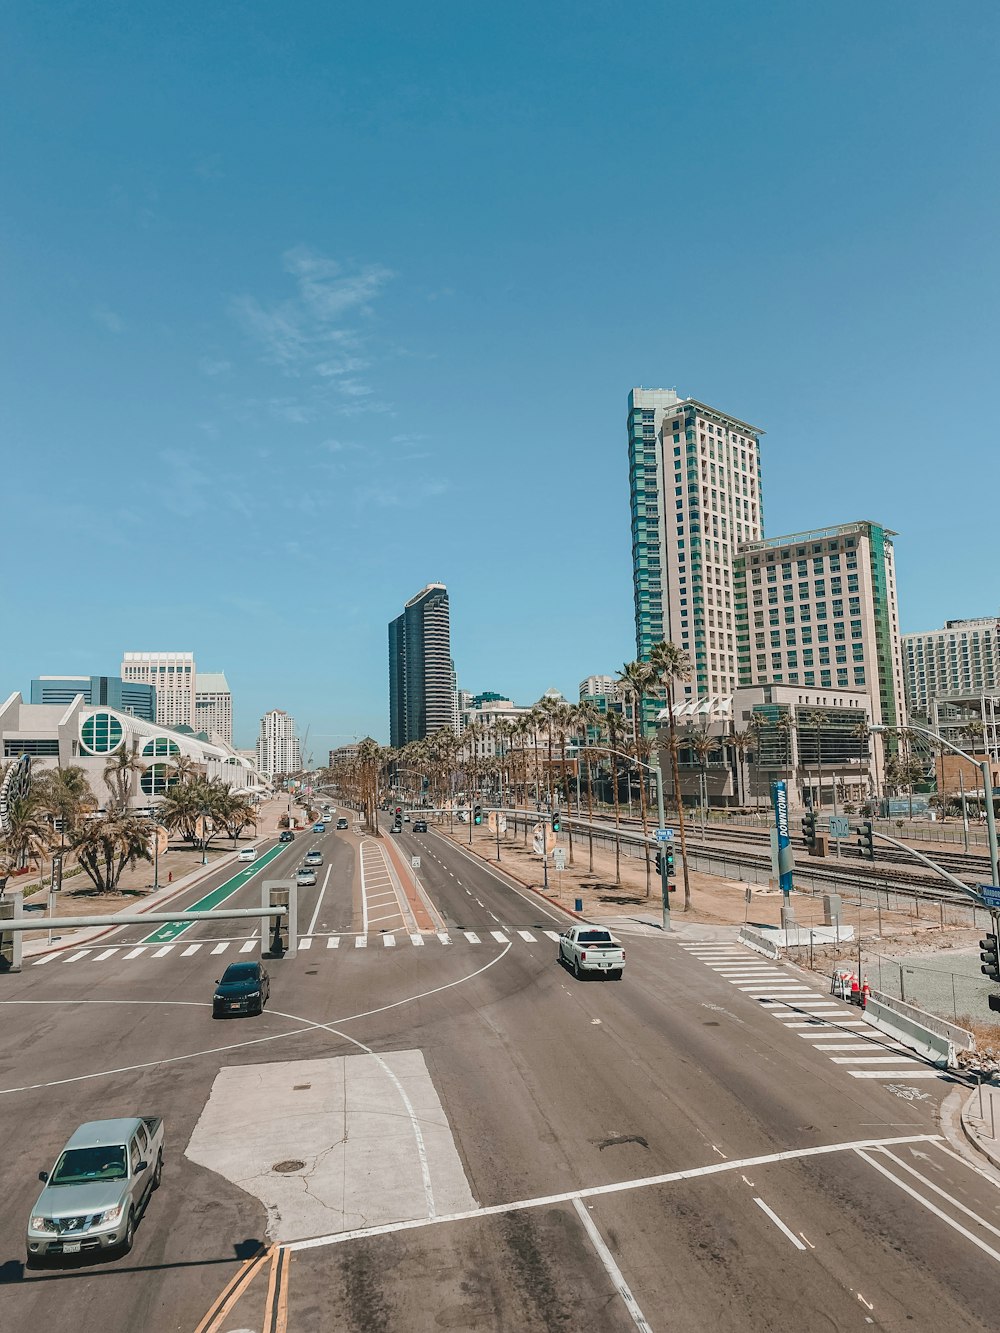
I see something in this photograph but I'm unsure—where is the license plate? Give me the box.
[230,1002,240,1010]
[63,1242,81,1253]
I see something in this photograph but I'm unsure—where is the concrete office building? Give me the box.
[388,583,456,748]
[734,520,905,785]
[195,672,233,746]
[30,675,155,721]
[579,675,623,701]
[257,709,301,779]
[902,618,1000,718]
[121,652,197,730]
[628,388,764,724]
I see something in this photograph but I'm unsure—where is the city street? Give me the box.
[2,818,999,1331]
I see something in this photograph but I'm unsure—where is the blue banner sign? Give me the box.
[771,780,795,896]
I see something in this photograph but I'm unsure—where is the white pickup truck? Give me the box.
[26,1116,164,1265]
[557,926,626,980]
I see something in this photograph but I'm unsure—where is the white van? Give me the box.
[237,846,258,862]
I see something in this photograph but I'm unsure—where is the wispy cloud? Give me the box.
[352,478,451,510]
[199,356,232,377]
[93,304,125,333]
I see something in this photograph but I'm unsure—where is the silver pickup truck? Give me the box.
[558,925,626,979]
[26,1116,164,1266]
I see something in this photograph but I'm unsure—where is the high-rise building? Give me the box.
[30,675,156,721]
[388,583,455,748]
[734,520,906,776]
[902,618,1000,718]
[195,672,233,745]
[579,675,623,701]
[256,709,301,778]
[121,651,197,729]
[628,388,764,718]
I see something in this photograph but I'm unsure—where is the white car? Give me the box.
[558,926,626,980]
[237,846,258,862]
[295,868,318,887]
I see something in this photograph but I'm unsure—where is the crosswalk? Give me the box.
[29,928,565,970]
[678,941,949,1084]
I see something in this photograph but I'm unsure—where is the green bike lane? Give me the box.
[142,843,289,944]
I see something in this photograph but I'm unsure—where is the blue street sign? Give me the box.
[828,815,850,839]
[977,884,1000,909]
[655,828,673,842]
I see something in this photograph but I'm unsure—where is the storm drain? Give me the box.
[272,1159,306,1174]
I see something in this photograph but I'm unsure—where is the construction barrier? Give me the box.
[738,925,782,959]
[863,989,975,1068]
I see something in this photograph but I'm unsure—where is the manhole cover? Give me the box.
[272,1159,306,1174]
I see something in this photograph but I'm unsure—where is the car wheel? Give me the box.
[573,959,583,980]
[120,1208,135,1256]
[612,969,623,981]
[25,1252,42,1270]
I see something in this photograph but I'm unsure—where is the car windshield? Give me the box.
[221,963,258,983]
[578,931,614,943]
[51,1145,127,1184]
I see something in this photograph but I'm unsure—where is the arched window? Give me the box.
[80,712,124,754]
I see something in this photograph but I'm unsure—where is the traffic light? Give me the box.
[395,806,402,817]
[473,804,483,826]
[857,820,875,861]
[655,851,662,875]
[656,847,674,875]
[551,811,561,833]
[802,808,816,846]
[980,934,999,981]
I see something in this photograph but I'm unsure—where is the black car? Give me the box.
[213,961,270,1017]
[278,830,295,843]
[412,819,428,833]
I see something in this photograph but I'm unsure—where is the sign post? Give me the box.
[771,780,796,929]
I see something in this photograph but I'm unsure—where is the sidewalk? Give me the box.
[961,1080,1000,1171]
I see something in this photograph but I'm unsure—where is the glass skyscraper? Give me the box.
[389,583,455,748]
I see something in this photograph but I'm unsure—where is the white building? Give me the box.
[579,675,623,701]
[121,651,197,730]
[195,672,233,746]
[257,709,301,779]
[902,618,1000,718]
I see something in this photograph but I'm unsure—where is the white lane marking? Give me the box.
[831,1056,921,1065]
[490,931,509,944]
[410,934,424,947]
[152,945,174,958]
[464,932,481,944]
[307,866,332,935]
[369,911,404,925]
[31,953,58,965]
[64,950,92,964]
[123,947,146,960]
[571,1197,653,1332]
[299,937,313,950]
[359,844,370,935]
[437,932,451,945]
[818,1044,905,1052]
[517,931,536,942]
[383,934,397,947]
[355,936,368,948]
[431,834,567,924]
[241,939,257,953]
[210,943,229,956]
[753,1197,807,1250]
[544,931,560,941]
[850,1070,943,1079]
[180,944,203,957]
[737,985,817,993]
[889,1147,1000,1224]
[367,892,397,903]
[93,949,119,962]
[856,1149,1000,1264]
[286,1133,941,1254]
[327,936,340,948]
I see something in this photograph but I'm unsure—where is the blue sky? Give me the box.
[3,2,998,750]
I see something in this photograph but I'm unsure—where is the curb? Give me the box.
[959,1083,1000,1172]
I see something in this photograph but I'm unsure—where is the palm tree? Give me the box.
[746,710,765,811]
[33,765,96,843]
[776,713,794,796]
[603,706,625,884]
[103,739,144,815]
[685,724,716,838]
[649,639,693,910]
[804,709,827,812]
[730,728,753,809]
[71,813,152,893]
[573,700,603,874]
[852,719,878,815]
[0,793,52,876]
[617,660,656,897]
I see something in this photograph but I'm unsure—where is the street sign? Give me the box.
[487,812,498,832]
[411,856,421,870]
[977,884,1000,909]
[497,815,508,835]
[553,848,566,871]
[828,816,850,839]
[655,828,673,842]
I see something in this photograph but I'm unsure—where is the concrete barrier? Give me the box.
[863,989,975,1068]
[738,926,782,959]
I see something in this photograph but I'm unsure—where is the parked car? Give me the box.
[304,850,323,866]
[278,830,295,843]
[336,817,349,830]
[26,1116,165,1265]
[237,846,258,862]
[557,926,625,980]
[212,961,270,1017]
[412,819,428,833]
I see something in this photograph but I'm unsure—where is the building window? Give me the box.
[142,737,181,758]
[80,711,124,754]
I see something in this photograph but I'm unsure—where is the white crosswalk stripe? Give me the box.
[543,931,560,941]
[299,937,313,950]
[383,934,396,947]
[123,947,146,960]
[64,950,92,963]
[180,944,202,957]
[327,936,340,948]
[517,930,536,942]
[490,931,509,944]
[355,935,367,948]
[410,933,424,946]
[151,945,174,958]
[241,939,257,953]
[464,932,481,944]
[210,943,229,956]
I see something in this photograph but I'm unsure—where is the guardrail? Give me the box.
[738,926,782,959]
[863,989,975,1067]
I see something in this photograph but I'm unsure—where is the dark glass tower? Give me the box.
[389,583,455,747]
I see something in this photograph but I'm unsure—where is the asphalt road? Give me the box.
[2,812,999,1331]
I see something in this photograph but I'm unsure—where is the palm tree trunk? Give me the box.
[666,684,692,911]
[633,697,651,898]
[560,734,574,867]
[586,749,595,874]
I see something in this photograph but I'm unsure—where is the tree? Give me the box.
[103,739,144,815]
[730,729,753,808]
[0,793,52,876]
[776,713,794,795]
[617,660,656,897]
[603,706,625,884]
[573,700,603,874]
[649,639,693,910]
[32,765,96,842]
[71,813,152,893]
[804,710,827,811]
[746,711,765,810]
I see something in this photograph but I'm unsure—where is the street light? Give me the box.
[199,806,210,866]
[871,723,999,894]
